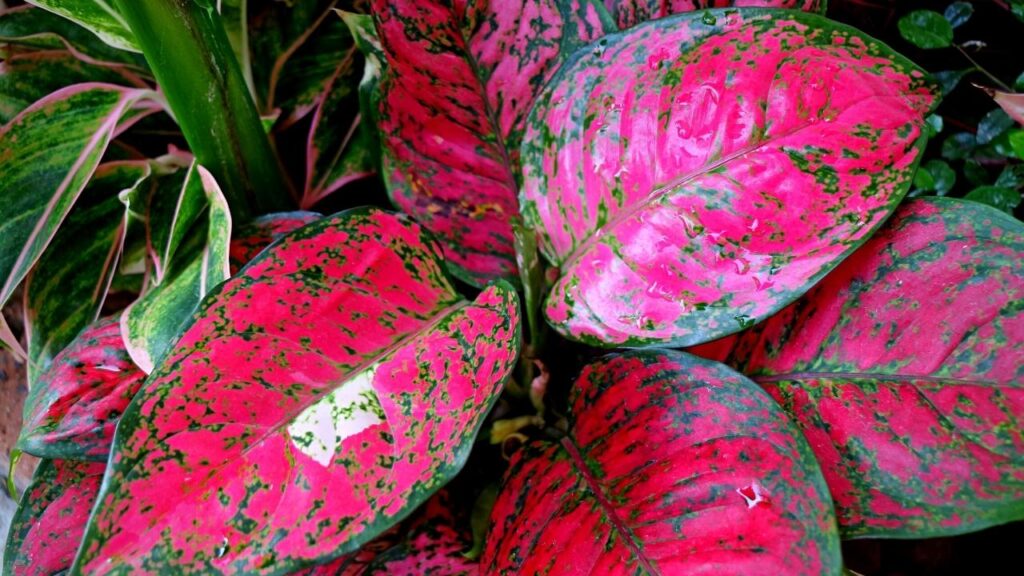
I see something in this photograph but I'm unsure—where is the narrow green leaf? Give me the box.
[216,0,255,99]
[965,185,1023,214]
[898,10,954,49]
[24,161,150,384]
[24,0,138,52]
[1010,129,1024,159]
[121,163,232,373]
[0,83,151,357]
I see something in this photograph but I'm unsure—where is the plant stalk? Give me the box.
[113,0,291,221]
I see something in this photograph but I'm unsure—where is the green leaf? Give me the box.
[933,69,972,96]
[1015,70,1024,92]
[24,161,150,384]
[924,113,944,137]
[121,162,232,373]
[941,131,977,160]
[0,84,151,357]
[0,4,143,64]
[977,108,1014,145]
[1010,129,1024,159]
[24,0,139,52]
[898,10,954,49]
[996,164,1024,187]
[341,10,385,168]
[921,159,957,195]
[963,158,989,185]
[0,47,148,124]
[965,185,1023,213]
[943,1,973,28]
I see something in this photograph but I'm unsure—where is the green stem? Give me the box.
[7,449,22,499]
[113,0,291,221]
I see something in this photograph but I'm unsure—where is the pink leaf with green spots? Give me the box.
[72,208,521,575]
[3,459,104,576]
[292,491,474,576]
[523,9,937,347]
[483,350,841,575]
[17,317,145,461]
[228,211,322,274]
[372,0,614,286]
[702,197,1024,538]
[604,0,825,29]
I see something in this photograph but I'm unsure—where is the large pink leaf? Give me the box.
[700,198,1024,538]
[372,0,613,285]
[3,459,104,576]
[523,9,937,347]
[604,0,825,29]
[72,208,521,574]
[17,317,145,461]
[483,350,841,575]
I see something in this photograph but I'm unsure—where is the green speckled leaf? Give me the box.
[24,161,150,385]
[24,0,138,52]
[120,162,232,374]
[0,83,152,357]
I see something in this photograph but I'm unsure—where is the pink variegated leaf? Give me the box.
[17,316,145,462]
[373,0,615,285]
[484,350,841,575]
[604,0,825,29]
[228,211,322,274]
[524,9,937,347]
[72,208,521,575]
[2,459,104,576]
[705,198,1024,538]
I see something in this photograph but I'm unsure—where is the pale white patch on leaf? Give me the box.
[288,363,385,466]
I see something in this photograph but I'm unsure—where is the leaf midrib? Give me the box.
[561,436,661,576]
[754,371,1004,387]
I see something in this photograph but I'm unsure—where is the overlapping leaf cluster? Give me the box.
[1,1,1022,575]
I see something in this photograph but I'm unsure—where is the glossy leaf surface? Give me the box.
[0,4,144,64]
[373,0,613,285]
[24,161,149,384]
[18,317,146,461]
[0,83,151,356]
[229,211,322,274]
[73,208,521,575]
[24,0,138,52]
[603,0,824,29]
[707,198,1024,538]
[121,163,233,374]
[3,459,104,576]
[524,10,937,347]
[484,350,840,574]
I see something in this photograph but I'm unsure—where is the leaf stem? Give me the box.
[112,0,292,221]
[955,44,1012,91]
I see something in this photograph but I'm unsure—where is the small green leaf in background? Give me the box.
[964,158,989,185]
[977,108,1014,144]
[25,0,139,52]
[1015,70,1024,92]
[933,69,972,95]
[899,10,955,49]
[925,113,944,137]
[965,185,1023,213]
[943,1,974,28]
[913,159,957,196]
[996,164,1024,187]
[121,162,232,374]
[1010,129,1024,159]
[942,131,978,159]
